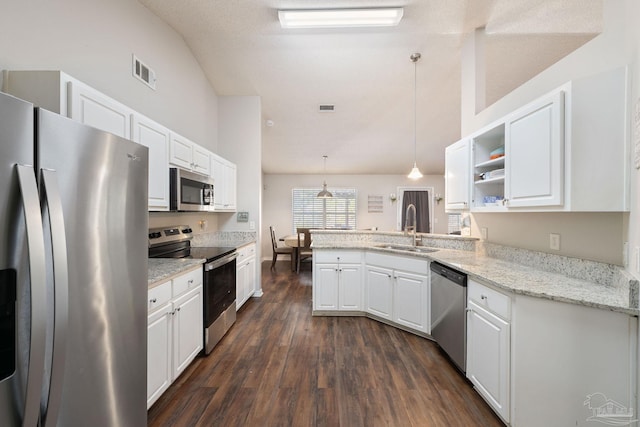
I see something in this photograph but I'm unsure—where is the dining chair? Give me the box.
[296,227,313,273]
[270,226,293,269]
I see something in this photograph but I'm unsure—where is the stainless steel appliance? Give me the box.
[430,261,468,373]
[0,92,148,426]
[148,226,237,355]
[169,167,215,212]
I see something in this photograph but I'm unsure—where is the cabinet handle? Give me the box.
[176,307,181,312]
[188,279,194,285]
[480,294,488,300]
[150,298,157,303]
[465,308,474,313]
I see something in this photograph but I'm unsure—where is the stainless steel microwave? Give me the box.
[169,167,215,212]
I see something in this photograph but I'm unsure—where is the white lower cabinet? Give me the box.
[365,266,394,320]
[147,267,203,409]
[146,298,172,409]
[172,287,203,379]
[466,279,511,423]
[365,252,430,334]
[393,270,430,332]
[313,250,363,312]
[236,244,256,310]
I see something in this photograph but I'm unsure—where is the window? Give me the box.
[292,188,357,232]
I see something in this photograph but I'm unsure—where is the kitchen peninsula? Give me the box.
[311,229,638,426]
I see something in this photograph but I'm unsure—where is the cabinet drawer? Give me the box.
[238,244,256,261]
[366,252,428,275]
[173,268,202,298]
[314,250,362,264]
[468,279,511,320]
[148,280,171,313]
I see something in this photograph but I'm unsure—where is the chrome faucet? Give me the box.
[404,203,417,246]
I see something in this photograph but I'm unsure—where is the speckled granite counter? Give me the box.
[148,258,204,288]
[148,232,256,289]
[311,231,639,316]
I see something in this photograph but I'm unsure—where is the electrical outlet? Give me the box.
[623,242,629,267]
[249,221,255,230]
[550,233,560,251]
[481,227,488,240]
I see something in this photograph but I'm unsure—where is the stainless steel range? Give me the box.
[148,225,238,354]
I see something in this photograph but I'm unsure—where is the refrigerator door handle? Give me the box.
[39,169,68,427]
[15,164,47,427]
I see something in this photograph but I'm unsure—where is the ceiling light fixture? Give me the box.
[278,7,403,29]
[317,155,333,198]
[407,52,423,180]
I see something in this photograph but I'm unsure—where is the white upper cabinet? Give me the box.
[211,153,237,211]
[445,138,471,211]
[131,113,170,210]
[169,133,212,176]
[67,79,132,139]
[505,91,564,208]
[2,70,131,138]
[453,66,629,212]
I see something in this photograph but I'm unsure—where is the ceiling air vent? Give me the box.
[318,104,335,113]
[132,54,156,90]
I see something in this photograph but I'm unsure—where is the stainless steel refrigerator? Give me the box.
[0,91,148,426]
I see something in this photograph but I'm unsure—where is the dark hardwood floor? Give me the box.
[148,261,504,426]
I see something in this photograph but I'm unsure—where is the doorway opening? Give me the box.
[396,187,433,233]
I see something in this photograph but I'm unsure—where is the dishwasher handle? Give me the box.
[430,261,467,287]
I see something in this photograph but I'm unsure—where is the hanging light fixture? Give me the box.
[407,52,423,180]
[317,155,333,198]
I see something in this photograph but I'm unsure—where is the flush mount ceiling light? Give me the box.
[278,7,403,29]
[317,155,333,198]
[407,52,423,180]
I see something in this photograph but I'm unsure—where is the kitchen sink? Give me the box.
[375,244,438,253]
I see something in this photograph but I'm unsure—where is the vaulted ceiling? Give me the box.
[138,0,602,175]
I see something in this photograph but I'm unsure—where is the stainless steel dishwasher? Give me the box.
[430,261,467,373]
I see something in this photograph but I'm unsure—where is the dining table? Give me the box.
[282,233,311,272]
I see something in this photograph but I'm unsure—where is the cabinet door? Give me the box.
[466,300,510,422]
[67,80,131,138]
[445,138,471,210]
[147,303,172,409]
[192,145,211,176]
[505,91,564,208]
[338,264,362,311]
[172,287,203,379]
[314,264,339,311]
[244,257,256,301]
[169,133,194,170]
[225,162,237,210]
[131,114,170,210]
[365,266,393,320]
[393,270,430,333]
[211,156,227,209]
[236,261,247,310]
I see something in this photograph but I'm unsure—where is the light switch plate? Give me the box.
[481,227,488,240]
[550,233,560,251]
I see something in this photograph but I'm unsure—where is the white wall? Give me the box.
[217,96,263,291]
[0,0,219,151]
[460,0,638,268]
[262,174,447,260]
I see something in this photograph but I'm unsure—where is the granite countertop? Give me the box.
[314,243,638,316]
[148,237,256,288]
[148,258,205,288]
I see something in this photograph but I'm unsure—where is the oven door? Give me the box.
[203,252,237,354]
[169,167,215,212]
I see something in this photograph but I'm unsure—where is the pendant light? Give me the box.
[317,155,333,198]
[407,52,423,180]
